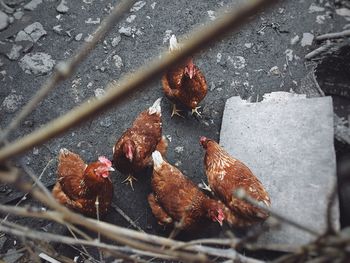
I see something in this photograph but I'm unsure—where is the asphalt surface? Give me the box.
[0,0,349,260]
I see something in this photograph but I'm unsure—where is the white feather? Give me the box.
[169,34,180,51]
[148,97,162,115]
[152,151,163,168]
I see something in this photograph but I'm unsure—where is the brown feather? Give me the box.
[113,108,162,175]
[149,155,244,231]
[162,64,207,110]
[203,139,271,224]
[53,149,113,217]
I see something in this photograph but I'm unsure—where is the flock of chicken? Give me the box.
[52,35,271,234]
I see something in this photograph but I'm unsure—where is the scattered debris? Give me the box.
[6,44,23,60]
[244,43,253,48]
[24,22,47,42]
[111,35,121,47]
[290,35,300,45]
[269,66,281,76]
[301,33,314,47]
[216,53,222,63]
[13,11,24,20]
[94,88,105,98]
[2,249,24,263]
[174,146,184,153]
[316,15,326,24]
[113,54,123,69]
[85,18,101,24]
[1,93,24,113]
[24,0,42,11]
[75,33,83,41]
[228,56,246,69]
[284,49,294,61]
[130,1,146,12]
[126,15,136,23]
[308,3,325,13]
[19,52,55,75]
[56,0,69,13]
[0,10,9,31]
[151,2,157,9]
[84,34,93,42]
[119,26,132,36]
[52,25,63,34]
[207,10,216,21]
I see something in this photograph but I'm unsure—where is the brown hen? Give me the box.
[113,98,167,189]
[52,148,114,217]
[200,137,271,225]
[162,35,207,117]
[148,151,244,235]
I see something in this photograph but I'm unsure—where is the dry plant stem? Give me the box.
[1,159,53,222]
[0,0,137,143]
[326,183,338,235]
[316,29,350,41]
[235,189,321,236]
[111,203,144,232]
[0,0,278,163]
[305,41,335,60]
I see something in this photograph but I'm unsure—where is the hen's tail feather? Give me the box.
[152,151,164,168]
[148,97,162,115]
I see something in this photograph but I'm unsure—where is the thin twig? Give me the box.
[111,203,144,232]
[0,0,137,143]
[316,29,350,41]
[234,188,321,236]
[326,183,338,235]
[305,41,335,60]
[0,0,278,163]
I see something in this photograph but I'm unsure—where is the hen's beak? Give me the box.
[108,167,115,172]
[216,217,223,226]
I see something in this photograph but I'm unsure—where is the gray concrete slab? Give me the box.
[220,92,339,246]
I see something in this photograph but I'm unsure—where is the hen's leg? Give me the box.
[155,136,168,158]
[171,104,184,118]
[191,106,202,117]
[148,193,173,226]
[122,175,137,191]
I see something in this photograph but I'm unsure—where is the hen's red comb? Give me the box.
[98,156,112,167]
[199,136,207,145]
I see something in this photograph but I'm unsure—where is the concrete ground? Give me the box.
[0,0,349,260]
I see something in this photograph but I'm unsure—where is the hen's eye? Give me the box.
[94,169,97,172]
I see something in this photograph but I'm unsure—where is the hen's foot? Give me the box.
[171,104,184,118]
[122,175,137,191]
[191,106,202,118]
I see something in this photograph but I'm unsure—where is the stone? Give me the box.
[130,1,146,12]
[24,22,47,42]
[207,10,216,21]
[0,11,9,31]
[220,92,339,247]
[94,88,105,98]
[56,0,69,13]
[1,93,24,113]
[14,11,24,20]
[126,15,136,23]
[301,33,314,47]
[75,33,83,41]
[24,0,42,11]
[53,25,63,34]
[19,52,55,75]
[119,26,132,37]
[111,35,121,47]
[6,44,23,60]
[308,3,325,13]
[290,35,300,45]
[113,54,123,69]
[15,30,32,42]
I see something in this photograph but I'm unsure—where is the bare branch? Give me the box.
[325,183,338,235]
[0,0,277,163]
[234,188,321,236]
[0,0,137,143]
[305,41,335,60]
[316,29,350,41]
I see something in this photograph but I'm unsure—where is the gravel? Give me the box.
[0,11,9,31]
[19,52,55,75]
